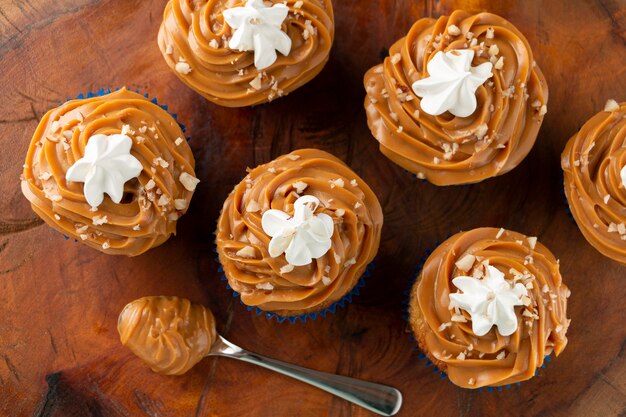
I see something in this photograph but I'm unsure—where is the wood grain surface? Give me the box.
[1,0,625,416]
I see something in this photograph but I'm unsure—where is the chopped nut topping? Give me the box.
[175,62,192,74]
[494,56,504,70]
[329,178,344,188]
[236,246,256,258]
[174,199,187,210]
[350,179,358,187]
[451,314,467,323]
[457,352,466,360]
[496,228,505,239]
[335,208,345,218]
[165,44,173,54]
[322,276,332,286]
[343,258,356,268]
[132,224,141,231]
[102,241,110,250]
[527,236,537,250]
[179,172,200,191]
[447,24,461,36]
[92,215,108,225]
[209,39,219,49]
[486,28,495,39]
[455,254,476,272]
[175,137,184,146]
[294,0,303,7]
[292,181,308,194]
[246,200,261,213]
[488,44,499,56]
[145,179,156,190]
[287,154,301,161]
[256,282,274,290]
[604,99,619,112]
[438,322,452,332]
[475,123,488,140]
[538,105,547,117]
[496,351,506,360]
[157,194,170,207]
[280,264,295,274]
[249,73,263,90]
[468,377,475,385]
[390,53,402,64]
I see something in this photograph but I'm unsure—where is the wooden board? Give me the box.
[1,0,625,416]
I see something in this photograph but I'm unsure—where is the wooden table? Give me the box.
[1,0,625,416]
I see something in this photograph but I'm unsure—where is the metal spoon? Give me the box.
[209,335,402,416]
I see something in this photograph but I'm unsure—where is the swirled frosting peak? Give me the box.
[364,10,549,185]
[223,0,292,70]
[159,0,334,107]
[20,88,198,256]
[410,228,570,388]
[118,296,217,376]
[450,265,527,336]
[66,134,142,208]
[412,50,493,117]
[216,149,383,316]
[562,100,626,264]
[262,195,334,266]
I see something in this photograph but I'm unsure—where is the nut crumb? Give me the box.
[280,264,295,274]
[179,172,200,191]
[604,99,619,112]
[246,200,261,212]
[447,24,461,36]
[236,246,256,258]
[175,62,192,74]
[292,181,308,194]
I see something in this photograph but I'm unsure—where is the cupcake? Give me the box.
[20,88,199,256]
[158,0,334,107]
[562,100,626,265]
[364,10,548,185]
[409,228,570,388]
[216,149,383,318]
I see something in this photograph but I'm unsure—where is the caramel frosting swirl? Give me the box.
[118,296,217,375]
[216,149,383,316]
[562,101,626,264]
[158,0,334,107]
[364,10,548,185]
[409,228,570,388]
[20,89,198,256]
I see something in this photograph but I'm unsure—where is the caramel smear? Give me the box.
[118,296,216,375]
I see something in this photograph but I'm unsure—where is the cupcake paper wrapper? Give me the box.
[56,87,190,241]
[215,248,374,324]
[403,240,551,391]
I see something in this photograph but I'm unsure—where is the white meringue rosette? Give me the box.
[261,195,334,267]
[449,265,528,336]
[66,134,142,208]
[223,0,292,70]
[412,49,493,118]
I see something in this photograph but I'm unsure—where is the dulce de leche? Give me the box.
[117,296,217,375]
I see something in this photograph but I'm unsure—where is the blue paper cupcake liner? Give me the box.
[215,247,374,324]
[55,87,191,241]
[403,240,552,391]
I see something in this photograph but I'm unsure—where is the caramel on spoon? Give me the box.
[118,296,402,416]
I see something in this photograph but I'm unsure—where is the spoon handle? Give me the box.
[210,336,402,416]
